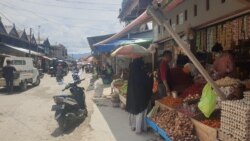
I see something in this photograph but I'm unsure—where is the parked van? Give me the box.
[0,54,40,91]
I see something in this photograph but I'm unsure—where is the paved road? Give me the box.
[0,72,164,141]
[0,72,115,141]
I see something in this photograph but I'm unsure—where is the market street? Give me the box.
[0,72,162,141]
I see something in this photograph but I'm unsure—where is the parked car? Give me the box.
[0,55,40,91]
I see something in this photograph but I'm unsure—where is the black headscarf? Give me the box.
[212,42,223,53]
[126,58,153,115]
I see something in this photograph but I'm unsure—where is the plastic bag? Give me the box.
[198,83,217,118]
[152,79,158,94]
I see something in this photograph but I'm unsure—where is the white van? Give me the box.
[0,54,40,91]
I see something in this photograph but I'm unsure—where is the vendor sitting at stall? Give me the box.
[212,42,235,79]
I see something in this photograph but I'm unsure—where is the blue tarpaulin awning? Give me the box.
[93,38,152,54]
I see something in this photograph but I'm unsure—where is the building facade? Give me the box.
[50,44,68,60]
[0,18,53,57]
[154,0,249,52]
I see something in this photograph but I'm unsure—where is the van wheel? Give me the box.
[19,81,27,91]
[32,77,40,86]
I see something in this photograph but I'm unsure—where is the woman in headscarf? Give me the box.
[126,58,153,133]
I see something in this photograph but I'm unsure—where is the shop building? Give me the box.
[154,0,249,51]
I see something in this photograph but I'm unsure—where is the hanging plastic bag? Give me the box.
[198,83,217,118]
[152,78,158,94]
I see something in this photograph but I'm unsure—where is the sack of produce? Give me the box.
[198,83,217,118]
[216,77,244,100]
[94,78,104,97]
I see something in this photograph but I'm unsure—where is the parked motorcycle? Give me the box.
[51,79,87,131]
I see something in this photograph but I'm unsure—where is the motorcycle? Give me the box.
[51,79,87,131]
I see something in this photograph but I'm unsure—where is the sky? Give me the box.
[0,0,124,54]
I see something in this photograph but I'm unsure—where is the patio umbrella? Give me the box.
[111,44,150,59]
[87,56,95,62]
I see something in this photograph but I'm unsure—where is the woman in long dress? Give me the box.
[126,58,153,133]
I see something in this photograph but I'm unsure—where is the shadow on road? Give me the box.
[51,119,85,137]
[0,85,37,95]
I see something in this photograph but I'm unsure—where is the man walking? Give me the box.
[2,60,16,93]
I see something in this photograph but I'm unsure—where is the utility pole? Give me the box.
[37,25,40,53]
[29,28,32,57]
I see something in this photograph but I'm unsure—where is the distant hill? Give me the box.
[69,53,91,59]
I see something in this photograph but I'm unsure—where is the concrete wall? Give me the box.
[154,0,248,41]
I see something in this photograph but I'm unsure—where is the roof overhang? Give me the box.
[94,11,151,47]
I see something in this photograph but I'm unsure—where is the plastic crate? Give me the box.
[146,117,172,141]
[157,126,172,141]
[145,117,158,132]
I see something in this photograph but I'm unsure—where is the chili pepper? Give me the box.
[201,119,221,128]
[159,96,183,107]
[181,83,205,98]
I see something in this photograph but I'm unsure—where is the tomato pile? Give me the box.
[181,83,205,98]
[200,119,221,128]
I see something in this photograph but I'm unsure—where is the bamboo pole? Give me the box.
[147,6,226,100]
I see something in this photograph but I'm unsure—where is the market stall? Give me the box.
[145,74,247,141]
[141,6,250,141]
[112,79,128,107]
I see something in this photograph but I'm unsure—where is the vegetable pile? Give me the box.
[177,106,200,117]
[200,119,220,128]
[119,81,128,97]
[183,94,200,103]
[159,96,183,108]
[181,83,205,98]
[216,77,240,86]
[151,109,197,141]
[113,79,125,88]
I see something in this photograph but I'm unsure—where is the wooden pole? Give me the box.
[29,28,32,57]
[147,6,226,100]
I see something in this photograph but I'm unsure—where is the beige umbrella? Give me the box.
[111,44,150,59]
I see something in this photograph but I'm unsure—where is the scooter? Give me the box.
[51,79,87,131]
